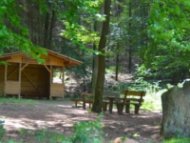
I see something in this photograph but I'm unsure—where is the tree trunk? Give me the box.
[47,10,56,49]
[114,0,122,81]
[44,12,50,47]
[92,0,111,113]
[91,22,97,92]
[115,43,119,81]
[128,0,132,73]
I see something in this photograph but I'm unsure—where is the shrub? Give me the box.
[0,120,5,141]
[71,119,103,143]
[164,138,190,143]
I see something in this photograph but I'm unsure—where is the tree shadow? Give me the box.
[0,101,162,142]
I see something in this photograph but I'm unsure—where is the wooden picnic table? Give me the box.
[72,90,145,114]
[105,90,146,114]
[105,96,124,114]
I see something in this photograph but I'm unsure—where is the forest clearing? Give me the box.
[0,99,161,143]
[1,0,190,142]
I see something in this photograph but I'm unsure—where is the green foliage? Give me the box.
[72,119,103,143]
[49,0,104,79]
[1,140,22,143]
[118,77,159,92]
[0,122,5,141]
[141,0,190,83]
[163,138,190,143]
[35,129,66,143]
[0,118,104,143]
[0,0,47,62]
[60,0,103,49]
[0,97,38,105]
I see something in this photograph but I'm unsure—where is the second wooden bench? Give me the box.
[116,90,146,114]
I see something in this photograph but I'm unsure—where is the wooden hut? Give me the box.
[0,49,81,99]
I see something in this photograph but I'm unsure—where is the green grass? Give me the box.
[34,129,66,143]
[0,118,103,143]
[0,97,38,104]
[163,138,190,143]
[140,88,167,112]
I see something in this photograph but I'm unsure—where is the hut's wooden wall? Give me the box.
[4,63,20,96]
[50,83,64,97]
[7,63,19,81]
[21,65,50,99]
[5,81,20,95]
[0,50,80,99]
[0,66,4,96]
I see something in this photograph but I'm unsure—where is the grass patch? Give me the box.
[164,138,190,143]
[140,88,166,112]
[0,97,38,105]
[34,129,66,143]
[0,118,104,143]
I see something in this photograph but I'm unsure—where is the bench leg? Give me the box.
[117,103,124,115]
[83,101,86,109]
[89,103,92,108]
[102,102,108,112]
[75,101,78,108]
[125,104,130,113]
[134,104,140,114]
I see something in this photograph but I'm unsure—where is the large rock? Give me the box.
[161,80,190,138]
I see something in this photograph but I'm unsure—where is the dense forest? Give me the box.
[0,0,189,78]
[0,0,190,101]
[1,0,190,110]
[1,1,190,142]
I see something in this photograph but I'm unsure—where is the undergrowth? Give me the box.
[0,118,103,143]
[0,97,38,104]
[163,138,190,143]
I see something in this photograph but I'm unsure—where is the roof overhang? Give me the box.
[0,49,82,67]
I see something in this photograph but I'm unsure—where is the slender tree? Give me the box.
[114,0,123,81]
[127,0,132,73]
[92,0,111,113]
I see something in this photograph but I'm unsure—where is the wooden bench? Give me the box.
[72,92,110,111]
[116,90,145,114]
[72,92,93,109]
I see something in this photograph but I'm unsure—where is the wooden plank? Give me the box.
[49,66,52,99]
[48,55,64,66]
[62,67,64,84]
[5,81,20,95]
[50,83,64,97]
[4,64,7,96]
[44,65,51,73]
[124,90,145,96]
[7,66,18,79]
[22,71,39,92]
[0,50,81,67]
[18,63,21,98]
[21,63,29,71]
[6,55,22,63]
[0,66,4,96]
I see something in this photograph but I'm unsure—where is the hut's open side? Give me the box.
[0,49,81,99]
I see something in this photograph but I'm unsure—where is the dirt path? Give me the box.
[0,100,162,143]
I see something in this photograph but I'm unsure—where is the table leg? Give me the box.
[109,99,113,113]
[83,101,86,109]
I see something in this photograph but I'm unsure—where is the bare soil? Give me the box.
[0,100,162,143]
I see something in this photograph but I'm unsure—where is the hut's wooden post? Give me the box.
[62,67,64,83]
[62,67,64,97]
[43,64,52,99]
[49,66,53,100]
[18,63,22,99]
[4,64,7,97]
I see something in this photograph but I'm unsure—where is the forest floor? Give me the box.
[0,100,162,143]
